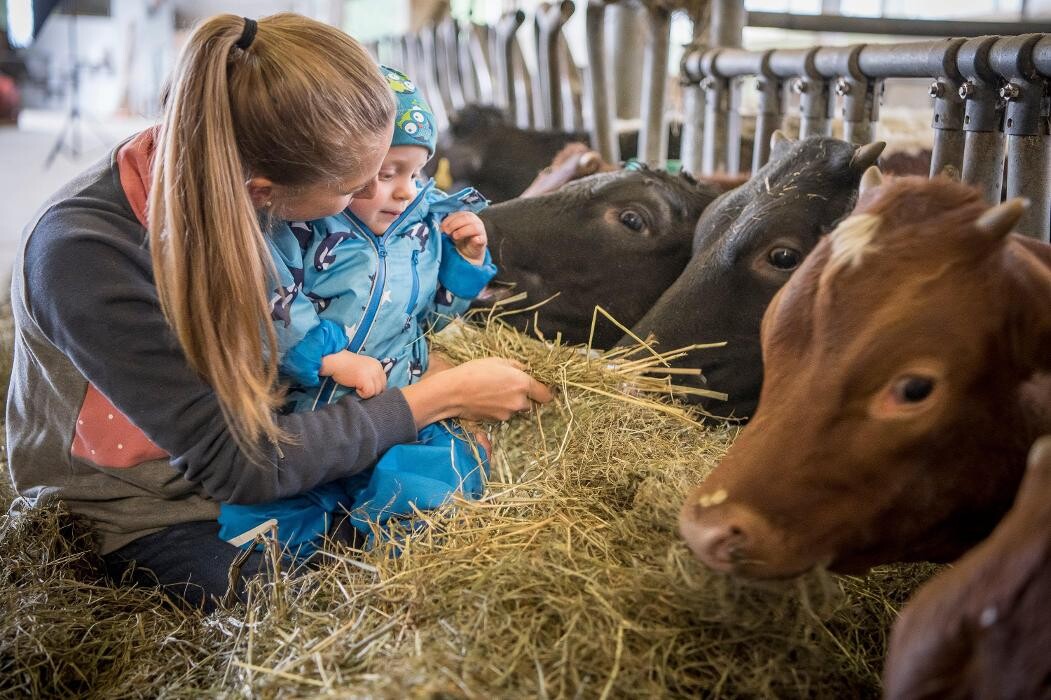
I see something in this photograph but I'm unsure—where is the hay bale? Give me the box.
[0,316,937,698]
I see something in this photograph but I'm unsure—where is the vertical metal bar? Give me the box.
[438,17,466,112]
[796,79,831,138]
[958,36,1006,204]
[409,32,449,130]
[395,35,410,73]
[465,24,494,105]
[962,131,1007,202]
[710,0,745,48]
[834,46,874,146]
[702,77,730,175]
[585,0,618,162]
[925,39,968,178]
[992,33,1048,239]
[678,9,708,176]
[639,2,671,165]
[558,35,585,131]
[606,2,645,121]
[929,77,967,178]
[681,82,706,174]
[419,24,454,121]
[1006,134,1051,241]
[726,79,743,173]
[535,2,575,131]
[511,36,537,128]
[753,74,783,173]
[494,11,527,123]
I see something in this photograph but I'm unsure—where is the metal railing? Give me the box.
[681,34,1051,240]
[367,4,1048,240]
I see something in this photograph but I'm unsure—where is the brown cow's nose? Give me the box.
[680,499,773,575]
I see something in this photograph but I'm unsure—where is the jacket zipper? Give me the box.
[314,181,434,406]
[405,249,420,315]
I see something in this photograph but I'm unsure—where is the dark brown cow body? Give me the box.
[680,176,1051,578]
[883,436,1051,700]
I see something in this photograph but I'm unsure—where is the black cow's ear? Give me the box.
[849,141,886,173]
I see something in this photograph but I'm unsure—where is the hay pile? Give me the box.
[0,313,937,698]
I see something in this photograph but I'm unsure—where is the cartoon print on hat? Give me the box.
[395,99,434,148]
[384,68,416,94]
[381,65,437,157]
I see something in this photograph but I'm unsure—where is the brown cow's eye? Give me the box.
[619,210,646,232]
[768,247,801,270]
[894,376,935,403]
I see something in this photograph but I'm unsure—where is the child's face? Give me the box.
[348,145,430,234]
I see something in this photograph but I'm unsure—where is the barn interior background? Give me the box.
[1,0,1049,276]
[1,0,1050,696]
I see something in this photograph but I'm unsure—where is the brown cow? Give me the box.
[679,174,1051,578]
[882,436,1051,700]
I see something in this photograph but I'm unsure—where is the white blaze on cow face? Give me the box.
[825,213,883,276]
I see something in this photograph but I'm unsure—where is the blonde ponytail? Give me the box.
[149,14,394,461]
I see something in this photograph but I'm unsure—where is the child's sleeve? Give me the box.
[267,221,348,387]
[424,187,498,331]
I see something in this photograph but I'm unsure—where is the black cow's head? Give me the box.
[479,166,721,348]
[626,135,885,418]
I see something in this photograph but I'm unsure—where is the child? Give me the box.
[219,67,498,555]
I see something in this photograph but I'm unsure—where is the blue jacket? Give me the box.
[267,182,497,410]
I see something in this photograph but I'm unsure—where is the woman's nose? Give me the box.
[355,178,378,201]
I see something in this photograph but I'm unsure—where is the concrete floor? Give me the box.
[0,111,153,283]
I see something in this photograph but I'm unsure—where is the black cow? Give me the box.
[625,135,886,419]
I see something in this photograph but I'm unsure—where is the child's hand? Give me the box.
[319,350,388,399]
[441,211,488,265]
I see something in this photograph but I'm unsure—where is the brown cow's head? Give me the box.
[680,175,1051,578]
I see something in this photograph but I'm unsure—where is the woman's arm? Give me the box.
[401,357,554,428]
[24,219,417,505]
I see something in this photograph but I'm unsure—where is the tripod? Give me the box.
[44,0,108,168]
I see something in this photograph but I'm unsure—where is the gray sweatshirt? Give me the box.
[6,147,418,554]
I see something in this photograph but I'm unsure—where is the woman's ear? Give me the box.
[246,177,276,210]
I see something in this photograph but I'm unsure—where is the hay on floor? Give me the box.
[0,314,938,698]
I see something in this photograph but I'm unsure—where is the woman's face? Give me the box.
[256,129,393,221]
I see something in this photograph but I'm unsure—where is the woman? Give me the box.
[5,14,551,611]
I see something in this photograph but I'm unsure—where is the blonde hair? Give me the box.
[149,13,395,461]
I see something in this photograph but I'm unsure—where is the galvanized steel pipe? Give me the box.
[638,2,671,165]
[585,0,619,163]
[535,1,576,131]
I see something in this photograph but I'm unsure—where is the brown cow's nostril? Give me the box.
[680,500,783,575]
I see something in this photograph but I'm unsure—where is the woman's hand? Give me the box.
[441,211,488,265]
[319,350,388,399]
[400,357,553,428]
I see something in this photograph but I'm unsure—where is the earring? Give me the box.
[265,200,273,209]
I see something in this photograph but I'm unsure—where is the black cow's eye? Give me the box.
[619,210,645,232]
[893,376,935,403]
[768,247,801,270]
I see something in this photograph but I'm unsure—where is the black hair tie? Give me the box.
[235,17,258,50]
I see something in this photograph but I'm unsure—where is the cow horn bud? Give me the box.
[858,166,883,197]
[849,141,886,172]
[975,198,1028,240]
[769,130,793,160]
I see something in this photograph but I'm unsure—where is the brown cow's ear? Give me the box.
[975,198,1028,242]
[858,166,883,198]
